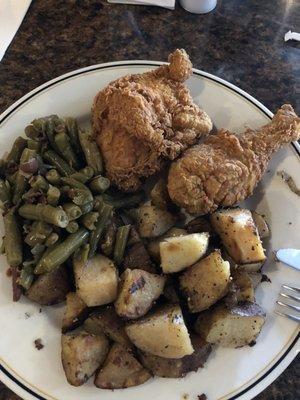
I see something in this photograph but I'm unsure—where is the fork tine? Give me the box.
[282,285,300,293]
[275,310,300,323]
[280,292,300,302]
[276,301,300,312]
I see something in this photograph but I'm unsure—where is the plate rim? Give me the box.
[0,60,299,400]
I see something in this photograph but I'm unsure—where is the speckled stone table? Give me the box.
[0,1,299,399]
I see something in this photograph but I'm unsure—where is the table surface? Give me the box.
[0,0,299,399]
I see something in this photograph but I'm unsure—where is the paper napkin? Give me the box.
[0,0,32,61]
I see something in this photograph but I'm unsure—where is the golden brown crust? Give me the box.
[92,49,212,191]
[168,104,300,214]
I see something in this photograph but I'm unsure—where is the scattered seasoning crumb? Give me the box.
[34,339,44,350]
[198,394,207,400]
[288,222,292,225]
[261,274,271,283]
[39,308,42,313]
[182,394,189,400]
[249,340,257,347]
[24,312,31,319]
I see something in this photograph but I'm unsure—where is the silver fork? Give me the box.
[275,285,300,323]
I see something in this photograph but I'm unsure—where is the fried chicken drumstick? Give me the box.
[92,49,212,192]
[168,104,300,215]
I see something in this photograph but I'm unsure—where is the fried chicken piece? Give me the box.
[168,104,300,215]
[92,49,212,191]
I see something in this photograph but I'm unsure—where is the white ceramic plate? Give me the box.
[0,62,299,400]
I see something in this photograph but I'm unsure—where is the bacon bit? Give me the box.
[6,267,12,277]
[198,394,207,400]
[20,157,39,175]
[34,339,44,350]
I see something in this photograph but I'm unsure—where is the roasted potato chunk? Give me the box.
[150,178,170,210]
[62,292,88,333]
[138,335,212,378]
[195,302,266,347]
[84,306,131,345]
[27,265,70,306]
[160,232,209,273]
[94,343,151,389]
[123,242,156,273]
[74,254,118,307]
[163,276,180,303]
[136,203,176,238]
[115,269,166,319]
[147,227,187,262]
[210,208,266,264]
[180,250,230,312]
[62,332,109,386]
[125,304,193,359]
[232,271,255,302]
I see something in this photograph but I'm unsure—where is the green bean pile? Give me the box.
[0,115,143,300]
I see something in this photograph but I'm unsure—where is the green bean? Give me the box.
[45,232,59,247]
[6,137,27,165]
[44,117,60,152]
[18,204,69,228]
[27,139,41,152]
[65,117,81,156]
[114,225,131,265]
[24,221,53,246]
[25,117,46,140]
[70,166,94,183]
[61,177,93,205]
[44,150,75,176]
[81,212,99,231]
[80,244,90,263]
[93,195,104,211]
[101,220,117,257]
[45,169,61,185]
[80,201,93,215]
[102,192,144,209]
[62,203,82,220]
[0,179,11,208]
[54,131,80,169]
[3,210,23,267]
[31,244,46,256]
[6,171,17,186]
[89,176,110,194]
[89,203,113,257]
[79,130,103,174]
[66,221,79,233]
[19,265,34,290]
[47,185,61,206]
[30,175,49,191]
[35,228,89,274]
[13,148,36,205]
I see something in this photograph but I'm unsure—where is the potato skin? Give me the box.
[210,208,266,264]
[138,335,212,378]
[94,343,151,389]
[27,265,71,306]
[74,254,118,307]
[62,292,88,333]
[195,302,266,347]
[115,269,166,319]
[62,332,109,386]
[84,306,131,346]
[123,242,156,273]
[125,304,194,359]
[180,250,230,312]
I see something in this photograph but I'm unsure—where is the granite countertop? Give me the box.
[0,0,299,399]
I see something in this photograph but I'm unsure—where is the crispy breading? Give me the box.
[92,49,212,191]
[168,104,300,214]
